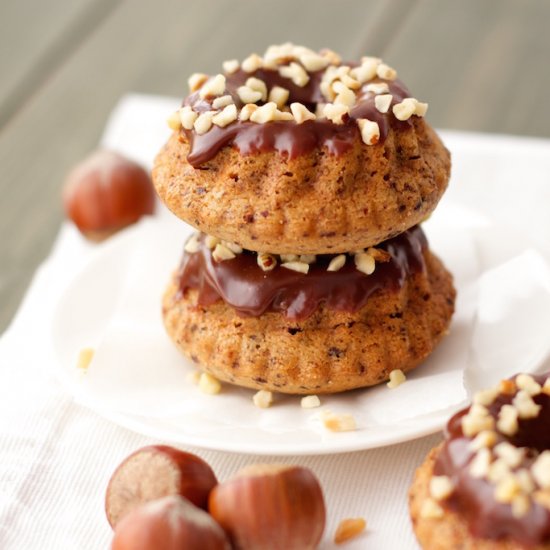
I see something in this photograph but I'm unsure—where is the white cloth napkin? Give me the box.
[2,94,550,550]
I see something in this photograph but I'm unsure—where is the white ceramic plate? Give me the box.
[50,129,550,455]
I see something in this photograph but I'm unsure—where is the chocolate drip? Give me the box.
[176,226,427,320]
[434,373,550,547]
[183,68,412,166]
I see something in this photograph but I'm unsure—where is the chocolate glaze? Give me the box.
[434,373,550,547]
[176,225,427,320]
[183,68,413,166]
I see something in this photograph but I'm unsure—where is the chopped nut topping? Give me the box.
[334,518,367,545]
[212,104,238,128]
[494,475,521,504]
[473,388,500,407]
[357,118,380,145]
[274,109,294,121]
[257,252,277,272]
[188,72,209,92]
[222,59,240,74]
[167,110,182,130]
[77,348,94,372]
[212,243,236,262]
[513,390,542,419]
[290,103,316,124]
[263,43,294,67]
[499,379,517,395]
[469,430,498,451]
[253,390,274,409]
[374,94,393,114]
[281,261,309,274]
[320,48,341,66]
[334,86,356,108]
[393,98,418,121]
[355,252,376,275]
[279,62,310,87]
[419,498,444,519]
[280,254,299,262]
[365,82,389,95]
[199,74,226,99]
[350,59,379,84]
[241,53,263,73]
[367,247,391,263]
[205,235,220,249]
[239,104,258,121]
[179,106,198,130]
[300,53,330,72]
[429,476,454,501]
[299,254,316,264]
[198,372,222,395]
[415,102,429,117]
[462,404,495,437]
[543,378,550,395]
[268,86,289,108]
[193,111,215,134]
[245,77,268,101]
[487,459,512,484]
[184,233,201,253]
[516,374,542,396]
[376,63,397,80]
[301,395,321,409]
[532,451,550,489]
[470,448,492,478]
[212,95,234,109]
[327,254,346,272]
[320,410,357,432]
[497,404,519,436]
[237,86,263,104]
[340,73,361,90]
[516,469,535,493]
[323,103,350,124]
[512,494,531,518]
[387,369,406,389]
[221,240,243,254]
[494,442,524,468]
[250,102,278,123]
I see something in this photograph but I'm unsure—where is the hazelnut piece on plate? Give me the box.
[209,463,326,549]
[105,445,217,528]
[62,149,155,241]
[111,495,230,550]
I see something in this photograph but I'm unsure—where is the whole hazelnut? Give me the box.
[62,149,155,240]
[209,463,326,550]
[105,445,217,528]
[111,495,231,550]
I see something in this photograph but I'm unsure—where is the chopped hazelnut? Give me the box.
[350,59,379,84]
[280,254,299,262]
[374,94,393,114]
[212,95,234,109]
[253,390,274,409]
[414,102,429,116]
[300,53,330,72]
[77,348,94,372]
[334,87,356,108]
[494,442,524,468]
[320,48,341,65]
[516,469,535,493]
[241,53,263,73]
[334,518,367,545]
[268,86,289,108]
[461,404,495,437]
[512,494,531,518]
[193,111,215,135]
[198,372,222,395]
[179,106,198,130]
[376,63,397,80]
[366,247,391,263]
[281,261,309,274]
[246,77,268,101]
[532,451,550,489]
[487,459,512,484]
[212,104,238,128]
[237,86,263,104]
[257,252,277,272]
[205,235,220,249]
[320,410,357,432]
[250,102,278,123]
[290,103,316,124]
[355,252,376,275]
[469,448,492,478]
[513,390,542,419]
[469,430,498,451]
[301,395,321,409]
[387,369,406,389]
[221,240,243,254]
[222,59,240,74]
[497,404,519,436]
[499,379,517,395]
[323,103,350,124]
[515,374,542,396]
[364,82,389,95]
[419,498,444,519]
[327,254,346,272]
[429,475,454,501]
[279,62,310,87]
[543,378,550,395]
[239,104,258,121]
[340,73,360,90]
[184,233,201,253]
[299,254,316,264]
[494,475,521,504]
[166,111,182,130]
[199,74,226,99]
[392,98,418,121]
[188,72,209,92]
[274,109,294,121]
[212,243,236,262]
[473,387,500,407]
[357,118,380,145]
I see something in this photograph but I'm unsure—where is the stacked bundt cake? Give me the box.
[153,43,455,394]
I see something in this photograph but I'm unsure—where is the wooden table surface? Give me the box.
[1,0,549,332]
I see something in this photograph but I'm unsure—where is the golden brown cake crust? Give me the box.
[409,446,550,550]
[162,248,455,394]
[153,117,450,254]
